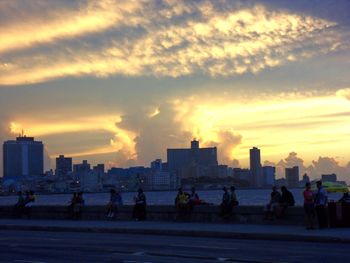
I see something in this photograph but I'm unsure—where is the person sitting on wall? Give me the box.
[68,192,77,219]
[13,191,25,218]
[23,191,36,219]
[74,192,85,220]
[277,186,295,218]
[106,189,123,219]
[264,186,281,220]
[133,188,147,221]
[175,188,190,220]
[220,187,232,219]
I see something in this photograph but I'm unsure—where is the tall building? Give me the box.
[150,159,162,171]
[322,173,337,182]
[55,155,72,176]
[3,136,43,178]
[262,166,275,186]
[285,166,299,188]
[250,147,262,187]
[167,140,218,178]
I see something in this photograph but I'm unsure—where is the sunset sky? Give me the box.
[0,0,350,180]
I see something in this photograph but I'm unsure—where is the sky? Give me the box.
[0,0,350,181]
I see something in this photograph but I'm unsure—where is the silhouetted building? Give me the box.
[3,136,43,178]
[285,166,299,188]
[322,173,337,182]
[93,164,105,174]
[150,159,162,171]
[250,147,262,187]
[232,168,252,183]
[262,166,275,186]
[55,155,72,176]
[167,140,218,178]
[73,160,91,174]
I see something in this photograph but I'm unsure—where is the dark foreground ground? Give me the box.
[0,230,348,263]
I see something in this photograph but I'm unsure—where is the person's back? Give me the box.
[281,188,295,206]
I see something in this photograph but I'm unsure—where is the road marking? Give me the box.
[132,251,145,256]
[14,260,47,263]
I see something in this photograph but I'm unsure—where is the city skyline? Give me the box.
[0,0,350,181]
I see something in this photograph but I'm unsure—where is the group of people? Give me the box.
[220,186,239,219]
[174,187,208,219]
[13,191,36,218]
[264,186,295,220]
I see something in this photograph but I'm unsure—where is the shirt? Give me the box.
[315,187,328,206]
[303,189,314,205]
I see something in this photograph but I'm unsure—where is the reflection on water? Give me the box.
[0,189,343,206]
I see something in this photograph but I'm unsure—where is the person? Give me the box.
[107,189,123,218]
[175,188,190,220]
[277,186,295,218]
[133,188,147,221]
[13,191,25,217]
[23,191,36,218]
[314,181,328,229]
[230,186,239,207]
[303,182,315,229]
[68,192,77,219]
[220,187,232,219]
[188,187,200,206]
[338,192,350,203]
[264,186,281,220]
[74,192,85,219]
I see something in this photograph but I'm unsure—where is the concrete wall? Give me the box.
[0,205,306,225]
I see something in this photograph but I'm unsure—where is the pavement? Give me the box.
[1,230,350,263]
[0,219,349,243]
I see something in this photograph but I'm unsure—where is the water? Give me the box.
[0,189,343,206]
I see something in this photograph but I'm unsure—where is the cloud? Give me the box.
[336,88,350,100]
[0,1,345,85]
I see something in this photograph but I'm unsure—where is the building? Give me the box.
[322,173,337,182]
[250,147,262,187]
[151,159,163,171]
[55,155,72,176]
[93,164,105,174]
[3,136,43,178]
[285,166,299,188]
[167,140,218,179]
[262,166,275,186]
[232,168,252,183]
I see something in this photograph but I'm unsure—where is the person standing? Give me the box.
[315,181,328,229]
[220,187,232,219]
[107,189,123,218]
[303,182,315,229]
[133,188,147,221]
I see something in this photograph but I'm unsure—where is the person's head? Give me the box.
[78,191,83,196]
[272,186,277,192]
[110,189,116,194]
[191,187,196,193]
[73,192,77,197]
[305,182,311,190]
[29,191,34,195]
[178,187,183,194]
[281,186,287,193]
[223,186,227,192]
[316,181,322,189]
[230,186,236,192]
[343,192,349,198]
[138,188,143,194]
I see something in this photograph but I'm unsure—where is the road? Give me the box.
[0,230,348,263]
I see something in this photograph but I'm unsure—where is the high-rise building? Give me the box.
[321,173,337,182]
[167,140,218,178]
[262,166,275,186]
[55,155,72,176]
[285,166,299,188]
[3,136,43,178]
[250,147,262,187]
[150,159,162,171]
[302,173,310,184]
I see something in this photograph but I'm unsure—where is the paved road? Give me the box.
[0,230,348,263]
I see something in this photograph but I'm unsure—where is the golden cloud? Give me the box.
[0,2,343,85]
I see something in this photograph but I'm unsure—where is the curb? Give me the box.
[0,224,349,243]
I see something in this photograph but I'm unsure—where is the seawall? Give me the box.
[0,205,306,225]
